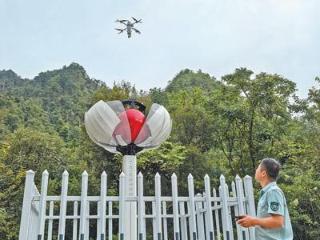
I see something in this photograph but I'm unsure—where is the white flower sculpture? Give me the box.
[84,100,172,154]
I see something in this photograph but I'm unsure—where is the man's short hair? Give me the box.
[260,158,281,180]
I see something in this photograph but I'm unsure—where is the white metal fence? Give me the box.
[19,170,256,240]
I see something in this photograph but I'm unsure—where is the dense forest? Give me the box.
[0,63,319,239]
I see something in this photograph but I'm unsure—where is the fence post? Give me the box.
[47,201,54,240]
[97,201,101,240]
[171,173,180,240]
[195,193,205,240]
[188,174,197,240]
[225,183,234,240]
[235,176,249,240]
[19,170,35,240]
[86,200,90,240]
[155,173,162,240]
[73,201,79,240]
[179,202,188,240]
[204,174,215,240]
[37,170,49,240]
[58,170,69,240]
[244,175,256,240]
[231,181,242,240]
[152,201,156,240]
[162,201,168,240]
[212,188,221,240]
[138,172,145,240]
[100,171,107,240]
[219,175,232,240]
[79,171,88,240]
[108,201,113,240]
[119,172,126,240]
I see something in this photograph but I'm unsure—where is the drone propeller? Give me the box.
[115,28,126,33]
[116,19,128,26]
[132,28,141,34]
[132,17,142,23]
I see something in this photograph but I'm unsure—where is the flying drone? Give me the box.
[115,17,142,38]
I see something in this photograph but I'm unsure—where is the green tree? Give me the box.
[221,68,296,172]
[0,128,68,240]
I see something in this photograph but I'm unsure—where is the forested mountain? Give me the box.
[0,63,319,239]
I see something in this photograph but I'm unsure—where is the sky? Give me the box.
[0,0,319,97]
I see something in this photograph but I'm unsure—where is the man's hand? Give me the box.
[237,215,258,228]
[237,214,284,229]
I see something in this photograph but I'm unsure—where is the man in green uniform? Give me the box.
[237,158,293,240]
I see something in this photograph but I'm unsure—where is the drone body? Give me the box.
[115,17,142,38]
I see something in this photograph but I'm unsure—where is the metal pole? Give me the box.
[122,155,137,240]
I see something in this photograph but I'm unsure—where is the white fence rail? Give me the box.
[19,170,256,240]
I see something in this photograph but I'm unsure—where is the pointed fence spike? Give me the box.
[62,170,69,176]
[138,172,143,177]
[244,175,252,179]
[171,173,177,179]
[155,172,160,177]
[188,173,193,179]
[26,169,35,174]
[101,171,107,176]
[235,174,241,179]
[120,172,125,177]
[82,170,88,176]
[220,174,225,180]
[204,174,209,180]
[42,169,49,175]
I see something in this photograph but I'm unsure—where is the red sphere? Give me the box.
[113,109,149,143]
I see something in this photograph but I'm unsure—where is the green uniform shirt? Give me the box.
[255,181,293,240]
